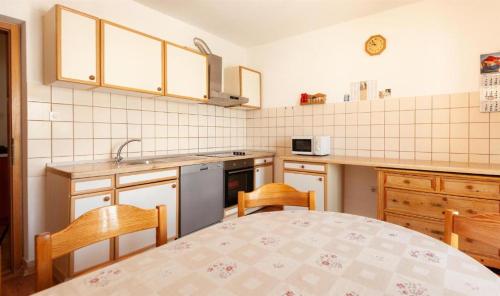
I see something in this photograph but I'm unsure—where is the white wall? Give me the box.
[1,0,248,262]
[248,0,500,108]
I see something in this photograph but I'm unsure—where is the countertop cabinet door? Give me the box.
[44,5,100,87]
[284,172,325,211]
[254,165,273,189]
[240,67,261,108]
[101,21,164,95]
[71,192,113,274]
[116,180,177,258]
[165,42,207,101]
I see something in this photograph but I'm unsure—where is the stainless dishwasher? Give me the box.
[180,162,224,237]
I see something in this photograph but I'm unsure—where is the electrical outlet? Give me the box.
[49,111,59,121]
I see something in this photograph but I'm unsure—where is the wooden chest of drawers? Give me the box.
[377,168,500,268]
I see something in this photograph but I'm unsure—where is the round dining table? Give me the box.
[36,211,500,296]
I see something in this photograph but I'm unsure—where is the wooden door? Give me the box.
[71,192,113,274]
[101,20,164,95]
[115,180,177,257]
[284,171,325,211]
[165,42,207,101]
[240,66,261,108]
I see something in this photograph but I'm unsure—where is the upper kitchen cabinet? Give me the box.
[225,66,262,108]
[43,5,100,88]
[100,20,164,96]
[165,42,208,102]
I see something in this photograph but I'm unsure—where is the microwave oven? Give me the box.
[291,136,331,156]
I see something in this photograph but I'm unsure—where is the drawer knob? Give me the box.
[405,222,410,227]
[467,209,476,214]
[103,196,110,202]
[403,179,410,184]
[264,160,267,163]
[171,183,177,188]
[465,185,473,190]
[157,87,162,91]
[256,169,259,172]
[301,165,305,169]
[430,202,442,207]
[318,177,323,181]
[89,75,95,80]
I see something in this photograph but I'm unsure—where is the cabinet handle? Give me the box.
[103,196,110,202]
[465,185,473,190]
[403,179,410,184]
[256,169,259,172]
[318,177,323,181]
[203,95,207,98]
[157,87,162,91]
[467,209,476,214]
[89,75,95,81]
[431,230,444,235]
[171,183,177,188]
[300,165,305,169]
[263,159,267,163]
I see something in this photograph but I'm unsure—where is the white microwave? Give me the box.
[291,136,331,156]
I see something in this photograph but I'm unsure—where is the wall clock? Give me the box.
[365,35,386,56]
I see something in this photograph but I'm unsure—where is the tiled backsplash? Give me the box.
[246,92,500,164]
[27,83,247,174]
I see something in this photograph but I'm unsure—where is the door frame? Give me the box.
[0,20,23,273]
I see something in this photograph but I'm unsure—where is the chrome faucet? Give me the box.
[115,139,141,163]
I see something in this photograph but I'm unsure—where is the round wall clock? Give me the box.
[365,35,386,56]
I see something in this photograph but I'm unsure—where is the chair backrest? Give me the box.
[35,204,167,291]
[238,183,315,217]
[444,209,500,249]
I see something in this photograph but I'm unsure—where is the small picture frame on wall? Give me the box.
[480,52,500,74]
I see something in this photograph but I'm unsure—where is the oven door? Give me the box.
[225,167,254,208]
[292,138,314,155]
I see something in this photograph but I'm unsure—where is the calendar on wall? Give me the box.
[479,52,500,112]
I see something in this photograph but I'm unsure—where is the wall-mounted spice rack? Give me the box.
[300,93,326,105]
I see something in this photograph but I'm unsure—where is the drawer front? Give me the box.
[117,168,177,187]
[284,161,325,173]
[385,212,444,241]
[71,176,114,195]
[385,173,436,192]
[459,236,500,261]
[385,189,499,220]
[254,157,273,166]
[440,178,500,199]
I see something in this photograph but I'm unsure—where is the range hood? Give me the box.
[194,38,249,107]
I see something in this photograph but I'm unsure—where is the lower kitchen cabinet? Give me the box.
[71,192,113,274]
[255,165,273,189]
[115,180,178,258]
[284,171,325,211]
[283,161,342,212]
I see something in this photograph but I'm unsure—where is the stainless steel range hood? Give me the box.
[194,38,249,107]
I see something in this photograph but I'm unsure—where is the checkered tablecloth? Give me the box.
[36,211,500,295]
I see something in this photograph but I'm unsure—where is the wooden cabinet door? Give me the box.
[116,180,177,257]
[254,165,273,189]
[165,42,207,101]
[101,21,164,95]
[71,191,113,274]
[240,67,261,108]
[284,172,325,211]
[45,5,99,87]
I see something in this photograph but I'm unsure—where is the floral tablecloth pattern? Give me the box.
[36,211,500,296]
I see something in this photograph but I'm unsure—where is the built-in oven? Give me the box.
[223,158,254,208]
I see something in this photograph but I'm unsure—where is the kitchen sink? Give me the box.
[118,155,206,166]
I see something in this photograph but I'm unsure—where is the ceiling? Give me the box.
[135,0,419,47]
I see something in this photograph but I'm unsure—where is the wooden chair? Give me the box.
[35,204,167,292]
[444,209,500,256]
[238,183,315,217]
